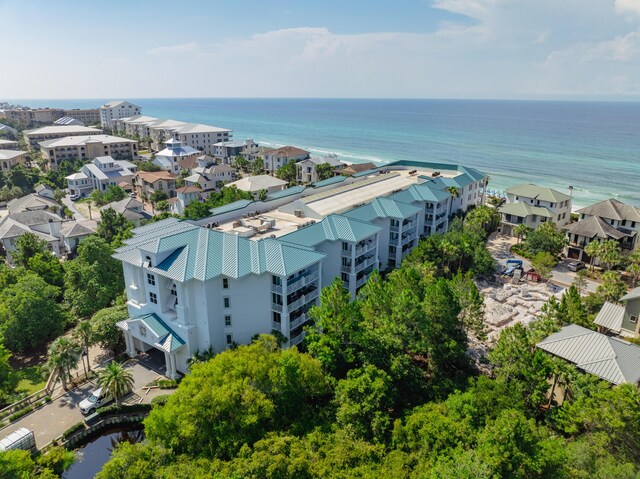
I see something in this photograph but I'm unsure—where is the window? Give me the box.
[224,315,232,327]
[631,315,638,324]
[273,311,281,323]
[272,276,282,286]
[223,297,230,308]
[226,334,233,345]
[342,242,349,251]
[149,292,157,304]
[341,272,349,282]
[222,278,229,289]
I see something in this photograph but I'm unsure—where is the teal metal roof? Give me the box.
[114,220,326,282]
[281,214,381,248]
[267,185,306,200]
[441,174,474,189]
[312,175,347,188]
[210,199,253,216]
[118,313,185,352]
[391,183,451,204]
[352,168,381,178]
[344,197,421,222]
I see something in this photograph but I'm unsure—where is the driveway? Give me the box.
[61,195,85,220]
[486,233,599,294]
[0,359,173,449]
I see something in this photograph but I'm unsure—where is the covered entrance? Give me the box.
[117,313,186,380]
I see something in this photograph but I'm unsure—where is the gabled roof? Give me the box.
[267,185,306,200]
[7,210,61,227]
[0,217,57,242]
[577,198,640,223]
[117,313,185,353]
[101,197,144,214]
[335,162,377,175]
[281,214,381,248]
[594,302,626,333]
[345,197,421,222]
[60,221,95,238]
[227,175,288,192]
[0,150,26,161]
[265,146,309,158]
[210,199,253,216]
[391,183,451,204]
[312,176,347,188]
[621,287,640,302]
[7,193,59,214]
[564,216,627,240]
[499,202,553,218]
[506,184,571,203]
[537,324,640,385]
[114,220,326,282]
[136,171,176,183]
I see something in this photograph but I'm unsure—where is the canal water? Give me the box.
[62,426,145,479]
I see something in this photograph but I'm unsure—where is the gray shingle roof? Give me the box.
[577,198,640,222]
[537,324,640,385]
[7,194,59,214]
[506,184,572,203]
[564,215,627,240]
[594,302,626,333]
[499,202,553,218]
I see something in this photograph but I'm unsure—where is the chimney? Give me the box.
[48,218,57,238]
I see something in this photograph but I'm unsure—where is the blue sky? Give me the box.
[2,0,640,99]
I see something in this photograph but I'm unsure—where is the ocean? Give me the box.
[11,98,640,208]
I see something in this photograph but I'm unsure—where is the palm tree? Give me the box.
[584,240,603,271]
[446,186,461,198]
[97,361,134,406]
[73,320,95,376]
[627,252,640,287]
[513,224,532,244]
[257,189,268,202]
[48,337,82,391]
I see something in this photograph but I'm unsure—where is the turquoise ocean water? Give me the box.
[12,98,640,208]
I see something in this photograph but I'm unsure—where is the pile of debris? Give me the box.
[478,280,565,344]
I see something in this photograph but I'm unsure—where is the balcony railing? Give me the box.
[270,283,283,294]
[288,289,319,312]
[287,271,319,293]
[355,256,376,273]
[390,225,400,233]
[355,241,376,257]
[271,321,282,331]
[356,275,369,288]
[272,303,283,313]
[290,330,306,347]
[290,313,311,330]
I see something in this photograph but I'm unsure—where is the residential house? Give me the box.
[0,210,64,261]
[39,135,138,169]
[8,193,60,214]
[24,125,103,148]
[100,101,142,128]
[184,164,237,196]
[65,156,137,197]
[537,324,640,385]
[335,162,377,176]
[135,171,177,200]
[594,287,640,339]
[565,199,640,263]
[153,138,201,174]
[262,146,310,174]
[213,139,257,163]
[296,154,345,183]
[169,186,203,216]
[60,221,97,256]
[101,198,150,226]
[0,124,18,138]
[34,184,55,199]
[498,184,572,236]
[227,175,288,196]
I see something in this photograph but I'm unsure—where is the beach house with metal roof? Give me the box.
[594,287,640,339]
[537,324,640,385]
[113,219,326,377]
[153,138,201,174]
[498,183,572,236]
[66,156,137,197]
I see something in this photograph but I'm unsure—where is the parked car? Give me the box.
[69,194,80,201]
[567,261,585,272]
[79,387,113,415]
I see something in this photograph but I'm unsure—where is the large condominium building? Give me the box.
[114,160,487,377]
[498,184,572,236]
[39,134,138,169]
[100,101,142,128]
[565,198,640,264]
[0,139,18,150]
[64,108,100,125]
[1,108,99,126]
[0,149,28,171]
[24,125,103,148]
[112,115,232,155]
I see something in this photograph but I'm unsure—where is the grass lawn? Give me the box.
[14,365,47,396]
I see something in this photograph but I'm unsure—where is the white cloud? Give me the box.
[616,0,640,15]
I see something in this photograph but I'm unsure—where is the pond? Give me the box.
[62,426,145,479]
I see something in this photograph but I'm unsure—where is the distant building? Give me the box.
[65,156,137,197]
[169,186,203,216]
[213,139,257,163]
[262,146,310,174]
[101,197,150,226]
[0,139,18,150]
[63,108,100,125]
[227,175,288,195]
[0,150,27,171]
[296,154,345,183]
[153,138,201,174]
[39,134,138,169]
[335,162,377,176]
[135,171,177,199]
[24,125,103,148]
[565,198,640,264]
[184,164,237,195]
[100,101,142,128]
[498,184,572,236]
[7,192,59,214]
[54,116,85,127]
[595,287,640,339]
[4,108,64,125]
[0,123,18,138]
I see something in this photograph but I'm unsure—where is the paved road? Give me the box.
[0,360,170,449]
[61,194,84,220]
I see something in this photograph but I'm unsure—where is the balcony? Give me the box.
[290,313,311,330]
[390,224,399,233]
[287,271,319,293]
[271,320,282,331]
[355,241,376,257]
[356,275,369,289]
[355,256,376,273]
[272,303,283,313]
[389,236,399,246]
[290,330,306,347]
[271,283,283,294]
[288,289,319,312]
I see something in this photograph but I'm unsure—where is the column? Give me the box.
[125,333,136,357]
[169,353,178,379]
[164,351,174,378]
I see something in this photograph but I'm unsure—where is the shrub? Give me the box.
[36,445,76,475]
[9,405,34,422]
[62,422,85,440]
[151,394,170,408]
[95,403,152,416]
[155,378,178,389]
